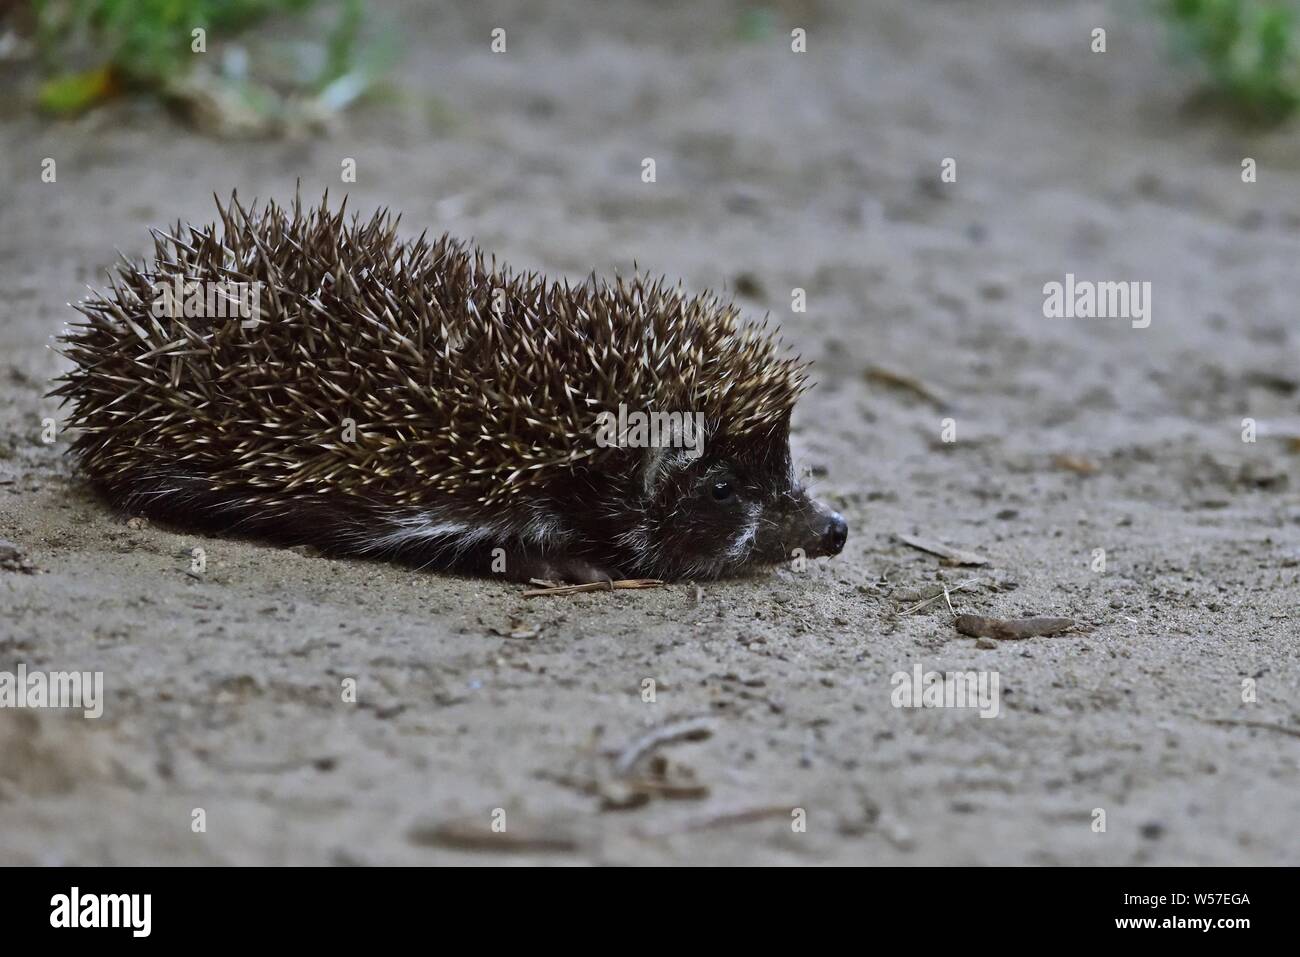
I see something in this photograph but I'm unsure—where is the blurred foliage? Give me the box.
[31,0,383,123]
[321,0,363,88]
[1159,0,1300,121]
[735,6,778,42]
[35,0,311,89]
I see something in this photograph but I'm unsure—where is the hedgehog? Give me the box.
[52,193,847,583]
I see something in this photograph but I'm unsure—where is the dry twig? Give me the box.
[523,578,665,597]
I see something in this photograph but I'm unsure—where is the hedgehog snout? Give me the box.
[773,491,847,561]
[801,500,848,558]
[824,512,848,555]
[747,489,847,564]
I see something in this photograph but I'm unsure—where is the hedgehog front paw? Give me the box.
[508,554,624,585]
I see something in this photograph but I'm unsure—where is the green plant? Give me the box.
[1159,0,1300,121]
[321,0,363,89]
[31,0,373,117]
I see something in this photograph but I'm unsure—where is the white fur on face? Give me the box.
[724,502,762,562]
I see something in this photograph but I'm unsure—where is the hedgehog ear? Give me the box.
[760,408,794,451]
[637,415,712,500]
[638,445,673,500]
[639,445,698,501]
[773,406,793,435]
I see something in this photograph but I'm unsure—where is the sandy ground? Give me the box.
[1,0,1298,865]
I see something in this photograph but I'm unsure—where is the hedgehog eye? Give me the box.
[710,480,734,503]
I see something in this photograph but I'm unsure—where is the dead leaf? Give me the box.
[954,614,1074,640]
[865,365,947,409]
[895,534,988,567]
[1052,453,1099,475]
[407,814,580,853]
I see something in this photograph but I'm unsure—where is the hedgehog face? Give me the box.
[624,424,847,580]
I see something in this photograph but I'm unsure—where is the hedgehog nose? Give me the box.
[824,512,848,555]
